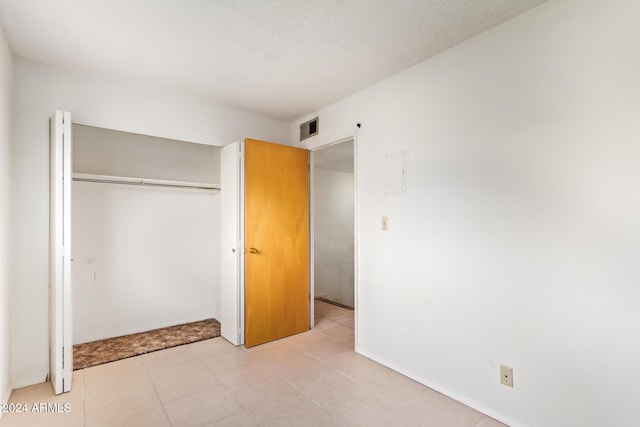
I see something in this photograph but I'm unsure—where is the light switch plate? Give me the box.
[381,216,389,231]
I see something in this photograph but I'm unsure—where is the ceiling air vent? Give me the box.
[300,117,319,141]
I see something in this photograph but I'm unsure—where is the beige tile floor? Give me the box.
[0,300,507,427]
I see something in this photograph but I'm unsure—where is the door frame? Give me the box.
[309,135,358,345]
[222,139,313,347]
[220,141,245,345]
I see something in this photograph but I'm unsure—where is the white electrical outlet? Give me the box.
[381,216,389,231]
[500,365,514,387]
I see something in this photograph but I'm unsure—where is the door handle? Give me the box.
[249,247,259,254]
[232,248,236,253]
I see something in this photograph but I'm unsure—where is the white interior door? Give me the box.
[50,110,72,394]
[220,141,244,345]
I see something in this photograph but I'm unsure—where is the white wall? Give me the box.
[292,0,640,426]
[10,58,290,387]
[314,167,354,307]
[0,25,13,409]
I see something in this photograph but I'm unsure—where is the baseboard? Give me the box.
[314,297,354,311]
[355,346,524,427]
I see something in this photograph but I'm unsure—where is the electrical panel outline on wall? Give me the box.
[383,149,407,196]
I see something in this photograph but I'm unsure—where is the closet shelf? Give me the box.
[72,173,221,191]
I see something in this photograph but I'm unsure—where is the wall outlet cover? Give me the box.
[500,365,514,387]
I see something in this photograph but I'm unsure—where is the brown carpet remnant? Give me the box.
[73,318,221,370]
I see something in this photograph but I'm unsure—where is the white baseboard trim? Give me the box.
[354,346,524,427]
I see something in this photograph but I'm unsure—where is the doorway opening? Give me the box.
[312,138,355,331]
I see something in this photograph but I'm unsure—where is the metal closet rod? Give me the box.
[72,173,221,191]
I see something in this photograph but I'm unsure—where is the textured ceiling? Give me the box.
[0,0,548,120]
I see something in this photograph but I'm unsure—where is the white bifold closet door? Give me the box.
[49,110,73,394]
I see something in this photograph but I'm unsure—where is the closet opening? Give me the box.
[70,124,222,370]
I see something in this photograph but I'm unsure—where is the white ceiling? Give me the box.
[0,0,548,121]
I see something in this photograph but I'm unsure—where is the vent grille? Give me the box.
[300,117,319,141]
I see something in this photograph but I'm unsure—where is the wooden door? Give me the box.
[244,139,309,347]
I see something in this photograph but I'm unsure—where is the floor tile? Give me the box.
[85,394,170,427]
[267,354,332,380]
[163,385,244,427]
[149,360,222,403]
[142,342,201,374]
[336,314,355,329]
[322,307,354,321]
[317,325,355,343]
[187,337,237,357]
[357,366,427,405]
[234,377,310,423]
[0,410,84,427]
[338,395,423,427]
[247,339,306,362]
[401,388,486,427]
[262,400,347,427]
[7,382,55,405]
[291,370,369,414]
[285,329,326,347]
[213,360,277,394]
[291,333,352,360]
[83,358,156,410]
[199,346,257,374]
[0,309,499,427]
[476,416,510,427]
[313,301,336,315]
[206,411,258,427]
[314,316,342,330]
[327,352,383,379]
[8,371,83,409]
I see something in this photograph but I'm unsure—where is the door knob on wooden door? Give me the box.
[249,247,259,254]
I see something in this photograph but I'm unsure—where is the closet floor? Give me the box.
[73,318,221,370]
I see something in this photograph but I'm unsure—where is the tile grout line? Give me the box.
[254,335,350,420]
[206,345,267,425]
[142,361,174,427]
[221,345,312,426]
[81,370,87,427]
[271,322,370,422]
